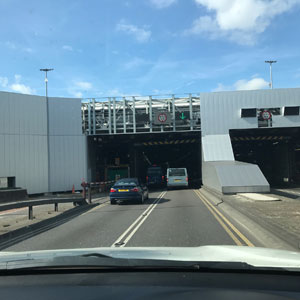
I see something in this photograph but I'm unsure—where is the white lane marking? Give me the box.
[111,191,166,247]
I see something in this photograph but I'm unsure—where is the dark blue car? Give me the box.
[110,178,149,205]
[146,166,165,188]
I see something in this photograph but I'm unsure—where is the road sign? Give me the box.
[261,110,271,120]
[180,112,186,120]
[154,111,171,125]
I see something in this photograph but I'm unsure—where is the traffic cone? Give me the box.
[72,184,75,194]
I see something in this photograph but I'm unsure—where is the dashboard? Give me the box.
[1,270,300,299]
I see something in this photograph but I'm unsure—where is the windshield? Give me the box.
[1,0,300,271]
[168,169,186,176]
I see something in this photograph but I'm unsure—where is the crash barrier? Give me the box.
[82,181,115,204]
[0,188,28,204]
[0,197,86,220]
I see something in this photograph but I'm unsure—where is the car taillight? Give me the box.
[110,188,117,193]
[131,187,139,192]
[166,178,168,182]
[146,176,148,182]
[162,176,164,181]
[186,177,188,182]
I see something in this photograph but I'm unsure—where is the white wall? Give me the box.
[200,88,300,136]
[0,92,87,194]
[49,97,87,192]
[0,91,48,194]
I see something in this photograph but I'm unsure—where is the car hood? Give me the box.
[0,246,300,270]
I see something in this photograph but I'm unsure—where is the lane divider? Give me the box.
[111,191,166,248]
[194,190,254,247]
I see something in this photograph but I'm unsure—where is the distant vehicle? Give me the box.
[110,178,149,205]
[146,166,165,187]
[167,168,188,189]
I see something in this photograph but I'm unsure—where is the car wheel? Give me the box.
[110,199,116,205]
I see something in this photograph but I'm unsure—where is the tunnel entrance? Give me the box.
[230,127,300,187]
[87,131,202,188]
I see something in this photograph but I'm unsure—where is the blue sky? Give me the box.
[1,0,300,98]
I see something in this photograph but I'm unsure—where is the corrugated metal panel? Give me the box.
[0,92,86,194]
[0,92,48,194]
[202,134,234,161]
[48,97,87,192]
[200,88,300,136]
[49,136,87,191]
[49,97,82,136]
[203,161,270,194]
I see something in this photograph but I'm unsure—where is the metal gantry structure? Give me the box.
[82,94,201,135]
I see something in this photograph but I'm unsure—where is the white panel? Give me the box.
[202,134,234,161]
[201,88,300,136]
[0,135,5,176]
[0,94,5,134]
[49,97,82,136]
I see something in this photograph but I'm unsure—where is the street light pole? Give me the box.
[265,60,277,89]
[40,68,54,193]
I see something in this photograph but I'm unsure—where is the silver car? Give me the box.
[167,168,188,189]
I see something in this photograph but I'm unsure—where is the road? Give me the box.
[5,189,256,251]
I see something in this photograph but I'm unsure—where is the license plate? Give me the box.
[119,189,129,192]
[174,179,181,182]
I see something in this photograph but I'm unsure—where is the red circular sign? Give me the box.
[157,112,167,123]
[261,110,271,120]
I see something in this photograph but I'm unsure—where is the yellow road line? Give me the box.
[194,190,254,247]
[81,202,109,216]
[195,191,242,246]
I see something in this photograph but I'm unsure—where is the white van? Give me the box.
[167,168,188,189]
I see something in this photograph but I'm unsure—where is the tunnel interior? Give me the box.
[88,131,202,188]
[230,127,300,187]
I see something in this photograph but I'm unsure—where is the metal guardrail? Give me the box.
[86,181,115,203]
[0,197,86,220]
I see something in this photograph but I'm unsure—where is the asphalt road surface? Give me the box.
[5,189,255,251]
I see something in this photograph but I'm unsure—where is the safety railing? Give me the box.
[0,197,86,220]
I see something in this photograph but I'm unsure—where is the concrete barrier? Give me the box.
[0,188,28,203]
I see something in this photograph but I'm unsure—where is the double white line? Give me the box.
[111,191,166,247]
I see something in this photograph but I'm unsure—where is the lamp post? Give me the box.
[40,68,54,193]
[265,60,277,89]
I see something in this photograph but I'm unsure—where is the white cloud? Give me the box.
[234,77,269,90]
[23,47,33,53]
[123,57,152,70]
[116,21,151,43]
[186,0,300,44]
[10,74,35,94]
[212,83,229,92]
[105,88,123,96]
[75,81,92,89]
[74,92,83,98]
[0,74,35,94]
[10,83,35,95]
[150,0,177,9]
[213,77,269,92]
[0,77,8,88]
[14,74,22,83]
[62,45,73,51]
[5,41,16,49]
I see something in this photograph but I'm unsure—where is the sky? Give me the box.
[1,0,300,98]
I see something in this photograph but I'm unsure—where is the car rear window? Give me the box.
[115,180,138,186]
[147,168,162,175]
[168,169,186,176]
